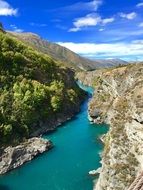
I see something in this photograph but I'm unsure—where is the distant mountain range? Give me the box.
[9,32,129,71]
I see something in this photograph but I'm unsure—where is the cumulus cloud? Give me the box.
[136,2,143,7]
[69,13,115,32]
[0,0,18,16]
[119,12,137,20]
[57,41,143,60]
[69,13,101,32]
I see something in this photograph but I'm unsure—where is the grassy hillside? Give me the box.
[9,32,129,71]
[9,32,94,71]
[0,32,85,146]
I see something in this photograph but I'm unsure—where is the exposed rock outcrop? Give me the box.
[78,64,143,190]
[0,137,53,174]
[89,168,101,176]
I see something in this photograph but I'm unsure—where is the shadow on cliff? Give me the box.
[0,185,11,190]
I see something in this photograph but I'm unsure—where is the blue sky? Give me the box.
[1,0,143,60]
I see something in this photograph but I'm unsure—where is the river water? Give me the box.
[0,83,108,190]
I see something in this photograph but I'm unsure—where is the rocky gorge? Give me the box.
[77,63,143,190]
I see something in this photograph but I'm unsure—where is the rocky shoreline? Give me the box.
[0,137,53,175]
[0,106,83,175]
[78,64,143,190]
[30,103,82,137]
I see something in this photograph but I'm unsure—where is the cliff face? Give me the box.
[78,64,143,190]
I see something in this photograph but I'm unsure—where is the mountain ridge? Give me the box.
[9,31,129,71]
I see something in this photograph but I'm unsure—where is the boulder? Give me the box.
[0,137,53,174]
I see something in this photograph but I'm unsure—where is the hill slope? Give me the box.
[9,32,128,71]
[9,32,94,71]
[0,31,85,147]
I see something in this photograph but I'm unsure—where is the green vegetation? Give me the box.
[0,32,84,146]
[92,76,102,87]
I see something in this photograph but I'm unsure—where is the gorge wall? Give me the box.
[77,64,143,190]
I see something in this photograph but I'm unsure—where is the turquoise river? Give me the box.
[0,83,108,190]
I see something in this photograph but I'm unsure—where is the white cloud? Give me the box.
[119,12,137,20]
[30,23,47,27]
[101,17,115,25]
[0,0,18,16]
[69,27,81,32]
[10,24,23,33]
[132,40,143,44]
[99,28,104,31]
[57,41,143,60]
[136,2,143,7]
[69,13,100,32]
[69,13,115,32]
[74,14,100,28]
[59,0,102,12]
[84,0,102,11]
[138,22,143,27]
[14,29,23,33]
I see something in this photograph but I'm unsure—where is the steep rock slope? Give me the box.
[78,64,143,190]
[9,32,128,71]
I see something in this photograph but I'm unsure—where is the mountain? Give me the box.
[9,32,128,71]
[9,32,93,71]
[92,58,128,68]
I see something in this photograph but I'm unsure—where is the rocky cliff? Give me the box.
[78,64,143,190]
